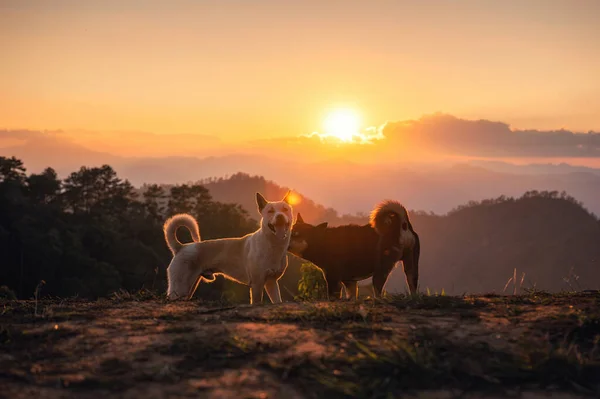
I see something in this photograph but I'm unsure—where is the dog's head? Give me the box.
[287,213,328,256]
[256,191,294,241]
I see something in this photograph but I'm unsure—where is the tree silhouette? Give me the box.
[27,168,62,207]
[0,156,27,183]
[0,158,257,299]
[143,184,166,222]
[63,165,136,215]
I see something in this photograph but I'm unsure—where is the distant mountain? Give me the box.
[119,154,300,187]
[0,133,123,176]
[140,173,342,227]
[393,192,600,295]
[468,159,600,176]
[196,162,600,218]
[3,129,600,216]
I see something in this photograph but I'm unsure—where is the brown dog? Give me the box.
[288,200,420,298]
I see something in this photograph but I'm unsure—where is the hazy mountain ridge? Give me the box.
[405,193,600,295]
[468,159,600,176]
[3,125,600,216]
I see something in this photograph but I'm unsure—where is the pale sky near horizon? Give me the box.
[1,0,599,139]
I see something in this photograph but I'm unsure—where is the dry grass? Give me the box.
[1,291,599,398]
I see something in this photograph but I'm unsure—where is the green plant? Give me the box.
[425,287,446,296]
[296,262,327,301]
[0,285,17,300]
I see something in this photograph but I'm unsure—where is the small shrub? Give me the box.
[0,285,17,300]
[297,262,327,301]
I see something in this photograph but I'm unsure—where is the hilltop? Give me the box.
[1,292,599,398]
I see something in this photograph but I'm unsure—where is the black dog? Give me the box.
[288,200,420,299]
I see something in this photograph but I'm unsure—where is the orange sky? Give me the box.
[1,0,600,139]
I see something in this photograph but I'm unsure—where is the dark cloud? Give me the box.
[382,113,600,158]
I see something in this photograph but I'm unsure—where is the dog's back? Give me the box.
[302,224,382,281]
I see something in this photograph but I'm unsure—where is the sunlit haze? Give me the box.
[2,0,600,138]
[2,0,600,215]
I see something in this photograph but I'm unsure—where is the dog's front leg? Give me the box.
[372,272,387,298]
[264,279,282,304]
[342,281,358,300]
[402,249,419,295]
[249,279,265,305]
[326,277,344,300]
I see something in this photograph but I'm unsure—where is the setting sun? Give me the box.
[323,109,361,142]
[285,191,301,206]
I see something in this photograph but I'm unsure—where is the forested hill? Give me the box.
[140,172,370,226]
[396,192,600,294]
[1,157,599,300]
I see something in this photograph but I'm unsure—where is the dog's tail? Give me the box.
[369,200,412,236]
[163,213,201,255]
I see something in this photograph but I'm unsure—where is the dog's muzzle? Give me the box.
[268,214,290,240]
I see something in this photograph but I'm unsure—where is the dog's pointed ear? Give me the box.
[296,213,305,224]
[316,222,328,229]
[282,190,292,204]
[256,192,268,213]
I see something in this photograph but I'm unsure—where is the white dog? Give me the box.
[163,192,294,304]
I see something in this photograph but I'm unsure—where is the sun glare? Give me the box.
[323,109,361,142]
[285,192,301,206]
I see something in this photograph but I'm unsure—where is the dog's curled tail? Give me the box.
[369,200,411,236]
[163,213,201,255]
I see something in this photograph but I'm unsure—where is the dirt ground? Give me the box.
[1,292,599,399]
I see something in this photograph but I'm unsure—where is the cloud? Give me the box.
[243,114,600,164]
[5,113,600,168]
[382,113,600,158]
[302,125,385,145]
